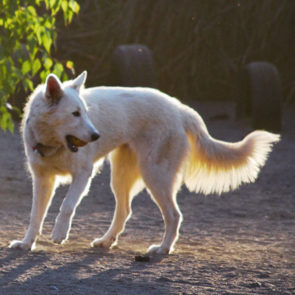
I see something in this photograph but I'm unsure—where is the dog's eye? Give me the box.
[72,111,80,117]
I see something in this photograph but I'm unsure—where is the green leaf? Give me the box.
[34,25,42,45]
[53,62,64,77]
[0,109,13,133]
[0,113,8,131]
[21,60,31,75]
[27,6,37,16]
[61,1,68,13]
[44,0,50,9]
[22,78,34,91]
[69,0,80,14]
[42,29,52,53]
[40,69,50,82]
[66,60,74,70]
[43,57,53,70]
[49,0,57,8]
[7,117,14,133]
[32,58,41,75]
[50,0,60,14]
[67,9,74,24]
[62,71,68,81]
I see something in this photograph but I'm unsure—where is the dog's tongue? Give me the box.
[71,136,87,147]
[66,135,88,152]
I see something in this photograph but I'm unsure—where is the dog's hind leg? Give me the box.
[10,172,57,250]
[138,134,188,255]
[52,170,93,244]
[143,169,183,255]
[91,144,143,249]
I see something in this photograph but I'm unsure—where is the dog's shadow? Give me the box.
[0,246,172,294]
[0,248,50,285]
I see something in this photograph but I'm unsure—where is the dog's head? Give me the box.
[35,71,100,153]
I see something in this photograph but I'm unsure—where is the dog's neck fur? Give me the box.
[26,119,63,157]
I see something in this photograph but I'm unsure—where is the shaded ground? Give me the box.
[0,102,294,295]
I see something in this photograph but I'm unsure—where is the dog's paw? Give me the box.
[147,244,171,255]
[9,240,34,251]
[52,233,67,245]
[52,215,71,244]
[52,228,68,245]
[52,236,66,244]
[90,236,116,249]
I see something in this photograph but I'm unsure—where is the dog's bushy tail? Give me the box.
[181,106,280,195]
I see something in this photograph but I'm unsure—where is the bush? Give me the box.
[0,0,79,132]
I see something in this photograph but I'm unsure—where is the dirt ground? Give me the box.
[0,102,294,295]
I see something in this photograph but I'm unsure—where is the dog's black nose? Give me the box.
[91,132,100,141]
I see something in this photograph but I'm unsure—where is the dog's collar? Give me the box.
[32,143,62,157]
[32,143,45,157]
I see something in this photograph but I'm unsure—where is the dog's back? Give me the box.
[82,86,279,196]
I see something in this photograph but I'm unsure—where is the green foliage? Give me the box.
[0,0,79,132]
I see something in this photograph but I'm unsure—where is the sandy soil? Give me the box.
[0,102,294,295]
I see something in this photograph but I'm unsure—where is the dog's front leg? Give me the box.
[52,171,92,244]
[9,172,56,250]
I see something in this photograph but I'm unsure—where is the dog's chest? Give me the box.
[30,151,73,176]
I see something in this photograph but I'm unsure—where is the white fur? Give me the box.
[9,72,280,254]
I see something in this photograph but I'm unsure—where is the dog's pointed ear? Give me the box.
[71,71,87,91]
[45,74,63,105]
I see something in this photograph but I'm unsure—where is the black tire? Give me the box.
[236,61,282,132]
[235,65,251,119]
[110,44,157,88]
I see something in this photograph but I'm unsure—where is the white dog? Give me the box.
[9,71,279,254]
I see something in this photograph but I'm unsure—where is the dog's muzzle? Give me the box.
[65,132,100,152]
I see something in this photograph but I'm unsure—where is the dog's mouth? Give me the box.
[65,135,87,152]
